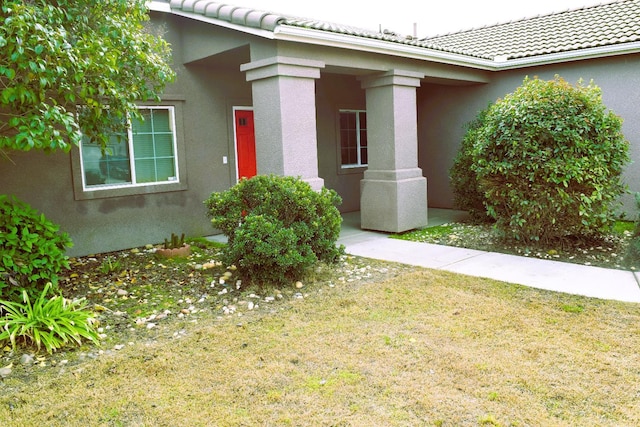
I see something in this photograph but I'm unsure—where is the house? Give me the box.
[1,0,639,256]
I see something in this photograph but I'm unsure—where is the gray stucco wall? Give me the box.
[0,14,253,256]
[316,73,367,213]
[0,14,375,256]
[6,11,638,257]
[419,53,640,217]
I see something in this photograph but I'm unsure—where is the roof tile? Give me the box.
[169,0,640,61]
[424,0,640,59]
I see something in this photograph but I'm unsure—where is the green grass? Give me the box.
[392,224,457,241]
[613,220,636,234]
[2,268,640,426]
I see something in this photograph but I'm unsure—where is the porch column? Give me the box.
[240,56,325,190]
[358,70,427,232]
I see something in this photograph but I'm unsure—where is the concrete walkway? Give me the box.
[339,210,640,303]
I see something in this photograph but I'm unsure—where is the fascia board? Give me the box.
[276,26,640,72]
[493,42,640,70]
[147,1,171,12]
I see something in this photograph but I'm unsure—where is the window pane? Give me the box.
[344,129,356,148]
[133,110,153,133]
[133,134,155,158]
[154,134,174,157]
[360,130,367,147]
[82,133,132,187]
[340,112,356,130]
[131,107,177,184]
[134,159,156,183]
[339,110,366,167]
[82,106,178,189]
[341,147,357,165]
[155,158,176,181]
[151,110,171,132]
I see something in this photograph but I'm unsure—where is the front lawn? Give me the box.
[1,241,639,426]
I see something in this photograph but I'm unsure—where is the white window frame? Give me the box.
[339,109,368,169]
[71,101,188,201]
[78,106,179,191]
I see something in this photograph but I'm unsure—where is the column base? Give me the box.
[360,171,427,233]
[303,176,325,192]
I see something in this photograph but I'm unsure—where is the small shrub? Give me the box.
[0,283,100,354]
[98,256,121,275]
[0,195,73,301]
[470,76,629,243]
[205,175,344,288]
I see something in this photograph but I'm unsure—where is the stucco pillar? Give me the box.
[240,56,325,190]
[358,70,427,232]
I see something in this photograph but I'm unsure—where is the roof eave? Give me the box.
[147,0,171,13]
[148,1,640,73]
[274,25,497,71]
[492,42,640,70]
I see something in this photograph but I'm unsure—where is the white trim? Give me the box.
[80,106,179,191]
[146,1,171,12]
[274,26,497,71]
[490,42,640,70]
[169,10,277,39]
[339,109,368,169]
[275,25,640,72]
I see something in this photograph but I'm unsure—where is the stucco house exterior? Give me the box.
[1,0,639,256]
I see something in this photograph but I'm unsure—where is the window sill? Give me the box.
[73,181,188,201]
[338,165,368,175]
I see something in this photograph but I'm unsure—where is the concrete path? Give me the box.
[339,210,640,303]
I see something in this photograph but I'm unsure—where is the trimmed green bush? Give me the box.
[450,106,491,223]
[469,76,629,243]
[0,195,73,301]
[205,175,345,288]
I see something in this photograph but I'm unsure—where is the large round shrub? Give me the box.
[0,195,72,301]
[470,76,629,243]
[450,106,491,223]
[205,175,345,287]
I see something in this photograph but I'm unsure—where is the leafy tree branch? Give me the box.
[0,0,174,156]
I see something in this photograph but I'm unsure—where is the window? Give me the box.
[339,110,367,168]
[79,106,179,190]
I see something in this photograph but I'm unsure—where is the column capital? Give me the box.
[358,69,424,89]
[241,56,325,82]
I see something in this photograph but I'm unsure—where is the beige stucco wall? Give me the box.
[419,53,640,217]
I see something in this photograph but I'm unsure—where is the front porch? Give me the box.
[338,208,469,246]
[208,208,469,245]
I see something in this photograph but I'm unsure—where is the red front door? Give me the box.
[234,109,257,180]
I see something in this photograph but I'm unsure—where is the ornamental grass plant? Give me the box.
[0,283,99,354]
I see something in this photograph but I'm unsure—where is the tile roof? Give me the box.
[422,0,640,60]
[168,0,286,30]
[167,0,640,62]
